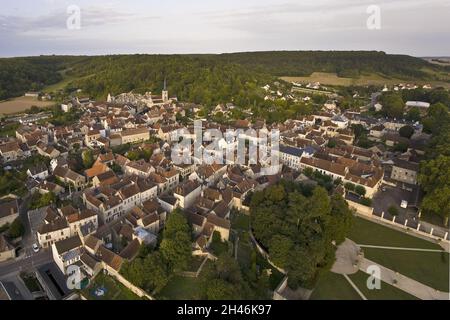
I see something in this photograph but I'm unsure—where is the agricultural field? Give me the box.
[281,72,450,89]
[0,96,53,116]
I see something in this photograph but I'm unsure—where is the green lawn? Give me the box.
[348,272,418,300]
[157,276,204,300]
[82,273,142,300]
[310,272,362,300]
[348,217,442,250]
[363,248,449,292]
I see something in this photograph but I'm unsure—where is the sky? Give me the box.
[0,0,449,57]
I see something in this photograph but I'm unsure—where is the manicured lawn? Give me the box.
[82,273,142,300]
[348,217,442,250]
[348,272,418,300]
[157,276,204,300]
[310,272,362,300]
[363,248,449,292]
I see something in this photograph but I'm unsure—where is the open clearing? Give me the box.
[281,72,450,89]
[348,217,449,292]
[0,96,54,115]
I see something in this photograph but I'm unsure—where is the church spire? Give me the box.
[162,76,169,103]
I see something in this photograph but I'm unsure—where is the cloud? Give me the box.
[0,0,449,57]
[0,5,158,35]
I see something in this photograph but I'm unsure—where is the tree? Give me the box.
[380,93,404,119]
[419,155,450,226]
[268,235,293,268]
[351,124,366,139]
[344,182,355,191]
[327,194,353,245]
[29,191,56,209]
[82,150,94,169]
[406,107,421,122]
[8,218,25,239]
[393,142,409,153]
[399,125,414,139]
[121,252,169,294]
[251,182,353,288]
[160,210,192,271]
[205,279,239,300]
[355,185,367,197]
[423,103,450,134]
[388,206,399,216]
[142,252,169,293]
[327,140,337,148]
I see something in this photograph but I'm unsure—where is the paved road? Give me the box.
[360,258,450,300]
[0,250,52,279]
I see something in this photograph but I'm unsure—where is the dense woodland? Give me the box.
[418,103,450,226]
[219,51,442,78]
[250,181,353,289]
[1,51,449,103]
[0,57,66,100]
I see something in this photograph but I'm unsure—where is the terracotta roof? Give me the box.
[96,246,123,271]
[85,163,110,178]
[119,239,141,260]
[301,157,347,177]
[84,235,102,253]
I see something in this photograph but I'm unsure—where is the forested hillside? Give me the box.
[219,51,438,78]
[67,55,273,106]
[0,51,448,102]
[0,57,63,100]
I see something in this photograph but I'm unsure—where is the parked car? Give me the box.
[32,243,40,253]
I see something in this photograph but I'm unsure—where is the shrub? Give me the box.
[8,218,25,239]
[344,182,356,191]
[360,197,372,207]
[388,205,399,216]
[355,185,367,197]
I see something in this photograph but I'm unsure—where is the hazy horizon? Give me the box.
[1,50,448,60]
[1,0,449,57]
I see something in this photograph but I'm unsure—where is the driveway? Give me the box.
[372,184,420,224]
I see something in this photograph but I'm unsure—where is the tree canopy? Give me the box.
[250,182,353,288]
[418,102,450,226]
[160,209,192,272]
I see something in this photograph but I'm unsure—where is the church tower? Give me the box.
[162,77,169,103]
